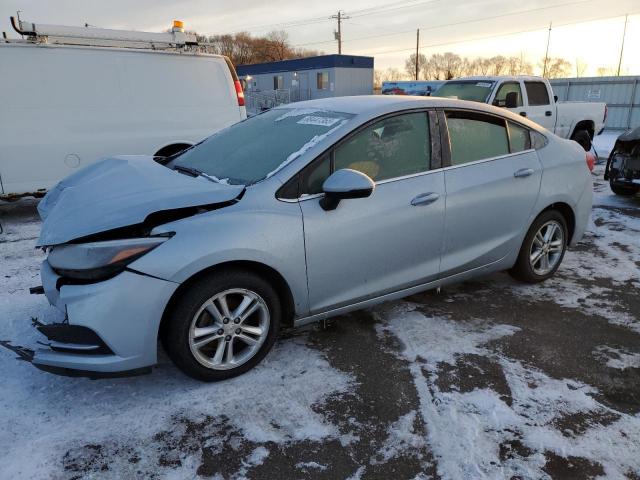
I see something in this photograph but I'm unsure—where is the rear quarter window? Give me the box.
[531,130,548,149]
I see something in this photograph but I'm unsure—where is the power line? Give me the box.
[349,0,443,18]
[202,0,438,35]
[292,0,590,48]
[363,11,638,57]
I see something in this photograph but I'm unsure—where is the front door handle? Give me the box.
[411,192,440,206]
[519,111,527,117]
[514,168,534,178]
[545,110,552,116]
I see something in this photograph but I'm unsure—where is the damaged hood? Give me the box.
[37,156,244,246]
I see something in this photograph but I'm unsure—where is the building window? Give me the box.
[273,75,284,90]
[317,72,329,90]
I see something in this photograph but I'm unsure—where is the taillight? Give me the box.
[586,152,596,172]
[234,80,245,107]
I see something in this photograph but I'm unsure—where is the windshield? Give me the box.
[167,108,354,185]
[433,80,495,103]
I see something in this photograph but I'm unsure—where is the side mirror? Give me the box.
[554,95,558,102]
[319,168,375,211]
[505,91,519,109]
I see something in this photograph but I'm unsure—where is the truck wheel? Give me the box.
[165,269,281,381]
[610,180,639,196]
[571,130,592,151]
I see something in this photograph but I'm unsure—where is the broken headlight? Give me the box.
[48,236,170,281]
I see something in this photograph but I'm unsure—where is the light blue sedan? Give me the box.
[31,96,593,380]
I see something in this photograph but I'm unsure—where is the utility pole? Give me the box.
[617,14,628,76]
[415,29,420,81]
[542,22,552,78]
[331,10,349,54]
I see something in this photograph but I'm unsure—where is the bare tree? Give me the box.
[382,67,405,82]
[442,52,463,79]
[575,58,588,77]
[198,30,319,66]
[487,55,507,76]
[540,57,572,78]
[404,53,427,80]
[374,69,384,89]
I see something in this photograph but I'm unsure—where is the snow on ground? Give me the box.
[488,165,640,333]
[593,345,640,370]
[1,169,639,478]
[0,203,354,478]
[375,302,640,479]
[592,130,621,160]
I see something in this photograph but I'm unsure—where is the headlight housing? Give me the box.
[48,236,170,281]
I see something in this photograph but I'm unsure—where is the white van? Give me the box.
[0,18,246,198]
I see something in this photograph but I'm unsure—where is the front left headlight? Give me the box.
[48,236,170,281]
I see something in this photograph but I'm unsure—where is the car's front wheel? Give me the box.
[165,269,280,381]
[510,210,568,283]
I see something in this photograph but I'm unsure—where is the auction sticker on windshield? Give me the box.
[297,116,342,127]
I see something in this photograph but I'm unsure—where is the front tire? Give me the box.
[165,269,281,381]
[510,211,568,283]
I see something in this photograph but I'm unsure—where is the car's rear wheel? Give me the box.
[610,180,639,196]
[510,210,568,283]
[571,129,592,151]
[165,269,280,381]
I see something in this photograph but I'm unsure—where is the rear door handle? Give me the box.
[519,111,527,117]
[411,192,440,206]
[545,111,552,116]
[514,168,535,178]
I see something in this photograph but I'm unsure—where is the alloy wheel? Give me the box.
[529,220,565,276]
[188,288,270,370]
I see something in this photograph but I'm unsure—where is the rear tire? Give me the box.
[571,129,592,151]
[509,210,568,283]
[610,180,639,196]
[165,269,281,381]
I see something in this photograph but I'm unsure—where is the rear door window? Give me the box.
[445,111,509,165]
[524,82,550,106]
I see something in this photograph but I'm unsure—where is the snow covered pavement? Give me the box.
[1,169,639,479]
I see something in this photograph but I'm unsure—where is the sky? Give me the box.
[1,0,638,76]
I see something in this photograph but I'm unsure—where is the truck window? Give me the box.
[433,81,495,103]
[524,82,550,106]
[494,83,523,107]
[445,111,509,165]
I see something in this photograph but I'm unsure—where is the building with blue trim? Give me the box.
[236,54,374,105]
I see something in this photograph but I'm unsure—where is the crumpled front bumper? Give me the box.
[33,260,179,374]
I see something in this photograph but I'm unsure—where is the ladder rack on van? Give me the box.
[10,16,198,50]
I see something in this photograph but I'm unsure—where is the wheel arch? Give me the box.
[571,120,595,139]
[539,202,576,243]
[158,260,296,345]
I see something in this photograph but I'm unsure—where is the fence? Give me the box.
[245,89,291,115]
[550,76,640,131]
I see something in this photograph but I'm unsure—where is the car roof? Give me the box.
[272,95,544,131]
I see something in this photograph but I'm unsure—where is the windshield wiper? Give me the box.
[172,165,220,184]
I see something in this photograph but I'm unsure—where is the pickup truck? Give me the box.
[434,76,607,151]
